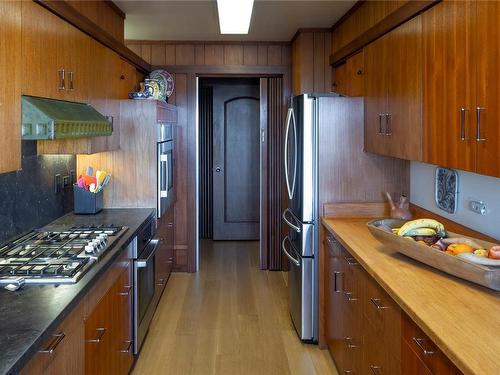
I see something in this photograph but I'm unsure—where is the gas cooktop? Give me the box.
[0,224,128,286]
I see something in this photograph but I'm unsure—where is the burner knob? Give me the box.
[92,239,103,250]
[85,244,95,253]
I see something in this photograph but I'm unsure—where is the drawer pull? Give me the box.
[40,332,66,354]
[344,256,359,266]
[344,336,357,348]
[68,71,74,91]
[344,371,353,374]
[333,271,342,293]
[120,340,133,353]
[88,328,106,343]
[157,278,166,286]
[370,298,388,310]
[343,291,357,302]
[412,337,435,355]
[118,285,132,296]
[370,365,382,374]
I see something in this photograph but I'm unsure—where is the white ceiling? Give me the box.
[114,0,355,42]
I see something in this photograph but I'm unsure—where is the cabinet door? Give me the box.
[401,340,433,375]
[364,33,389,155]
[22,1,65,100]
[475,1,500,177]
[324,236,345,371]
[85,292,113,375]
[386,15,423,161]
[0,1,21,173]
[21,303,85,375]
[333,51,364,97]
[114,266,133,375]
[423,1,476,171]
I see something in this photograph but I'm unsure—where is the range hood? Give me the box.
[21,96,113,140]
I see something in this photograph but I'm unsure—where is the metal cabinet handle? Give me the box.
[344,256,359,266]
[385,113,392,136]
[476,106,486,142]
[460,108,469,141]
[370,298,388,310]
[333,271,342,292]
[344,336,358,348]
[39,332,66,354]
[344,371,353,374]
[68,71,74,91]
[370,365,382,374]
[157,278,166,286]
[58,69,65,90]
[88,328,106,343]
[412,337,435,355]
[118,285,132,296]
[344,291,357,302]
[120,340,133,353]
[378,114,383,135]
[167,222,174,228]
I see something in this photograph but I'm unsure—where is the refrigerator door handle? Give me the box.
[284,107,297,200]
[282,208,301,233]
[282,236,300,267]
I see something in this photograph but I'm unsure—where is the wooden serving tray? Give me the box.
[367,219,500,291]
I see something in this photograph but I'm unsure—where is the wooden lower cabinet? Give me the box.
[85,264,132,375]
[154,208,175,305]
[402,313,462,375]
[323,230,461,375]
[21,303,85,375]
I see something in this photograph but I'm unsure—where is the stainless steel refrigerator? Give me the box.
[282,93,337,342]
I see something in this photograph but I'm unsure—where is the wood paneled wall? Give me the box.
[64,0,125,43]
[331,0,407,54]
[125,41,291,67]
[292,30,332,95]
[199,86,213,239]
[266,77,285,270]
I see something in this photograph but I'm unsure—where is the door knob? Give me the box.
[215,167,221,172]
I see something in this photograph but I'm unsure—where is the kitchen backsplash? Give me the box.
[0,141,75,243]
[410,161,500,239]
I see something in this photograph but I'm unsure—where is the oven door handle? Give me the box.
[136,239,159,268]
[159,154,169,198]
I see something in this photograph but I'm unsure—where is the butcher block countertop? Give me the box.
[322,217,500,375]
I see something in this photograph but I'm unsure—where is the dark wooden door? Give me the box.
[213,82,260,240]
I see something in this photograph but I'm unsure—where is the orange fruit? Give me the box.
[446,243,474,255]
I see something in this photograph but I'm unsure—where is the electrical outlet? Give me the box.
[63,175,70,188]
[470,200,487,215]
[54,174,61,194]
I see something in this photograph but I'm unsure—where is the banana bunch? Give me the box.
[396,219,446,237]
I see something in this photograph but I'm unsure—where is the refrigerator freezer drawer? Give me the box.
[282,236,314,341]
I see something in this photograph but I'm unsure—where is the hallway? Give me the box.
[133,240,337,375]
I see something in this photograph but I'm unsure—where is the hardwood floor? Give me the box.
[133,240,338,375]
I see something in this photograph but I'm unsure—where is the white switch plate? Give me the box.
[470,200,487,215]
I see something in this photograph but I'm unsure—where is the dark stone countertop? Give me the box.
[0,208,156,375]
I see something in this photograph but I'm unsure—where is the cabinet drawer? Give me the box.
[21,303,84,375]
[402,313,462,374]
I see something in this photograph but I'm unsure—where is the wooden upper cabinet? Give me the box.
[292,31,332,96]
[364,32,390,156]
[474,1,500,177]
[423,1,475,172]
[364,15,423,161]
[0,1,22,173]
[332,50,364,97]
[423,1,499,177]
[386,15,423,161]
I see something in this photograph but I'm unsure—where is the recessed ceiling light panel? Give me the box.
[216,0,254,34]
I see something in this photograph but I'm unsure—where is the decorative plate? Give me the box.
[435,167,458,214]
[149,69,174,99]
